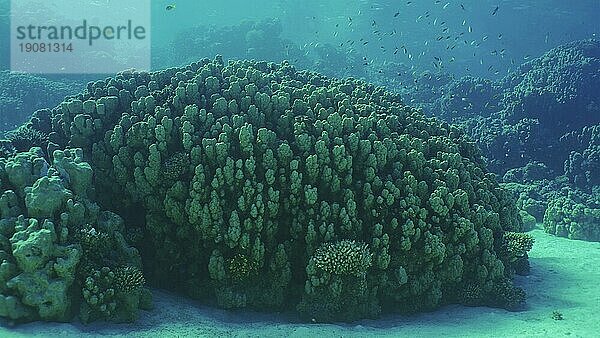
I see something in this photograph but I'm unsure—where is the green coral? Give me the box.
[52,148,93,197]
[80,267,118,323]
[0,148,150,324]
[80,265,145,323]
[5,57,525,322]
[502,166,600,242]
[544,194,600,241]
[299,240,377,321]
[519,210,537,231]
[3,147,49,195]
[24,175,73,219]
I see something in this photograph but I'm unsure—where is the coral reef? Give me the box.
[0,147,150,323]
[393,39,600,242]
[19,56,526,322]
[543,191,600,241]
[398,39,599,181]
[502,173,600,241]
[154,18,368,81]
[154,19,311,71]
[0,72,82,132]
[561,125,600,190]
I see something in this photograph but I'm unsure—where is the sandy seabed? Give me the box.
[1,226,599,338]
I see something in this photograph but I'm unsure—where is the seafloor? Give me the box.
[2,226,597,338]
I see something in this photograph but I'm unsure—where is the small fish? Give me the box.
[482,35,488,41]
[443,2,450,9]
[394,11,400,17]
[460,4,466,11]
[498,33,503,39]
[165,3,176,11]
[492,5,499,15]
[468,26,472,33]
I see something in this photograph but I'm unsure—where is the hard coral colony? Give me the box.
[0,56,531,323]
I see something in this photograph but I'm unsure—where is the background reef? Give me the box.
[0,72,83,132]
[394,39,600,242]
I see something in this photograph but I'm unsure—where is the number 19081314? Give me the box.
[18,42,73,53]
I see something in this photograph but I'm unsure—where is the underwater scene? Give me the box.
[0,0,599,337]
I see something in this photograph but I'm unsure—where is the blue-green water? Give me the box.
[2,0,599,77]
[0,1,599,336]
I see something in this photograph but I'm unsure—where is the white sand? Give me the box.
[2,226,599,338]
